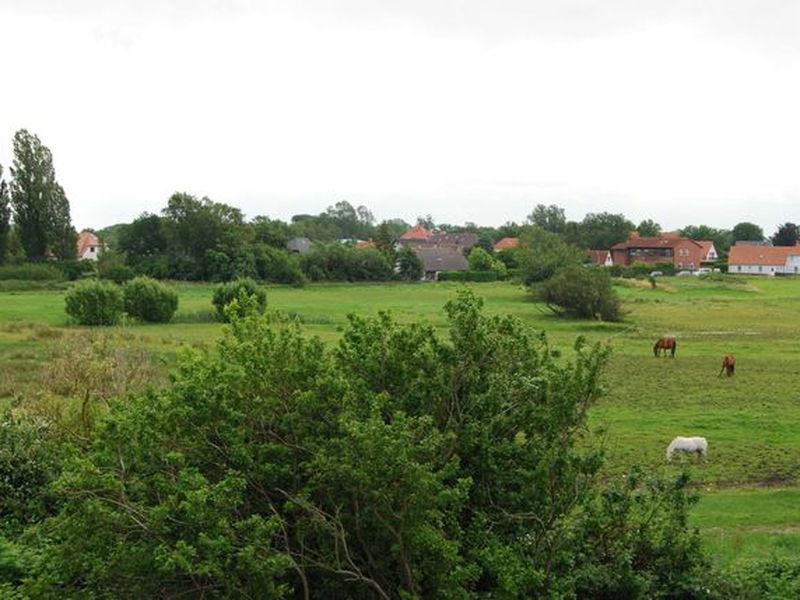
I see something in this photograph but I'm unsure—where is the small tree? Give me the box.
[123,277,179,323]
[212,278,267,321]
[540,265,622,321]
[772,222,800,247]
[396,246,423,281]
[0,165,10,265]
[517,227,583,283]
[64,280,124,326]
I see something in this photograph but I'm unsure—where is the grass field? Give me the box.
[2,275,800,568]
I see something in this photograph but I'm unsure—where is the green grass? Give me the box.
[3,275,800,566]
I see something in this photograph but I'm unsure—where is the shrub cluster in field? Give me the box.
[65,277,179,325]
[211,278,267,322]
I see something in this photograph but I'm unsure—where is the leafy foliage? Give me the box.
[540,265,622,321]
[636,218,662,237]
[9,130,76,261]
[517,227,583,284]
[212,278,267,321]
[123,277,179,323]
[579,212,635,250]
[9,290,714,598]
[732,222,764,243]
[64,280,124,326]
[0,165,10,265]
[467,247,507,277]
[300,244,394,282]
[772,222,799,247]
[396,246,423,281]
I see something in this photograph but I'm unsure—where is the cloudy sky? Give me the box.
[1,0,799,232]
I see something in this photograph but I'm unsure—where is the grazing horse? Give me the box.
[653,336,677,358]
[719,355,736,377]
[666,436,708,461]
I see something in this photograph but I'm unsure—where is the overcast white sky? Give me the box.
[1,0,799,232]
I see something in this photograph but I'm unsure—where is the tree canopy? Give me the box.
[772,222,799,247]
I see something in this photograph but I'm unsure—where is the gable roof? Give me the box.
[611,236,702,250]
[696,240,716,257]
[494,237,519,250]
[414,246,468,272]
[400,225,433,240]
[77,230,101,255]
[728,245,800,266]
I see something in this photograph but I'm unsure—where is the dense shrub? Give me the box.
[0,263,64,281]
[540,265,622,321]
[55,259,97,281]
[12,291,710,598]
[97,253,134,284]
[253,244,306,285]
[517,227,584,283]
[468,247,507,277]
[123,277,179,323]
[212,278,267,321]
[437,270,499,282]
[396,246,423,281]
[64,280,124,326]
[300,244,394,281]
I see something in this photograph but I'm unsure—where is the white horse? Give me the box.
[666,436,708,461]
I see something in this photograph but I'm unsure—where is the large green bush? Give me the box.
[212,278,267,321]
[64,280,124,326]
[123,277,179,323]
[540,265,622,321]
[13,291,710,598]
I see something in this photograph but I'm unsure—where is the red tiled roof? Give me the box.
[356,240,376,249]
[494,237,519,250]
[728,245,800,266]
[399,225,433,240]
[611,236,701,250]
[77,230,101,256]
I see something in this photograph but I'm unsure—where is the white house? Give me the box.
[77,230,103,261]
[728,244,800,275]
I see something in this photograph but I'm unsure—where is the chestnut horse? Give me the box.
[653,336,677,358]
[719,355,736,377]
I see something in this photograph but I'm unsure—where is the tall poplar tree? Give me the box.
[0,164,10,264]
[9,129,76,260]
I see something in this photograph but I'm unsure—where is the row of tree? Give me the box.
[0,130,77,264]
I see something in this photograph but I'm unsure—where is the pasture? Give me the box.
[2,275,800,568]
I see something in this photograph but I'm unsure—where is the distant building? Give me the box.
[728,244,800,275]
[734,240,772,247]
[397,226,478,253]
[697,241,719,263]
[494,237,519,252]
[610,235,704,270]
[414,246,469,281]
[287,237,313,254]
[356,240,377,249]
[77,230,103,261]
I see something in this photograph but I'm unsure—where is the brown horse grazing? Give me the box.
[719,355,736,377]
[653,336,677,358]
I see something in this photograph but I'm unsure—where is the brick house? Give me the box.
[493,237,519,252]
[610,235,704,270]
[587,250,613,266]
[397,226,478,252]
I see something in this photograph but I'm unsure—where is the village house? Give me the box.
[414,246,469,281]
[728,244,800,275]
[396,225,478,252]
[77,230,104,261]
[493,237,519,252]
[610,234,704,270]
[697,241,719,263]
[286,237,312,254]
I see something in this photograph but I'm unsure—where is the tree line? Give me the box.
[3,129,800,278]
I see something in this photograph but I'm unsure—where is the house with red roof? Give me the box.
[77,230,104,261]
[493,237,519,252]
[728,244,800,275]
[610,235,704,270]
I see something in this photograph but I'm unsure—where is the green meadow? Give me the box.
[2,275,800,568]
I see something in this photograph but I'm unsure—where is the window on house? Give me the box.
[90,247,95,253]
[758,266,762,272]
